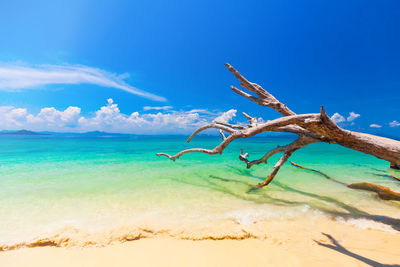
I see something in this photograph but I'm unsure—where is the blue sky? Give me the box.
[0,0,399,134]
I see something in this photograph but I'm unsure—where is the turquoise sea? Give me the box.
[0,135,399,248]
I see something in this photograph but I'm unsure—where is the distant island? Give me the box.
[0,130,129,137]
[0,130,48,136]
[0,129,398,140]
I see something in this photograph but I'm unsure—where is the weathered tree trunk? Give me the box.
[157,63,400,189]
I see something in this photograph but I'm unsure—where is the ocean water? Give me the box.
[0,135,399,248]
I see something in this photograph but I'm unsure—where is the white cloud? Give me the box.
[389,120,400,127]
[370,124,382,128]
[0,63,166,102]
[143,106,173,111]
[0,105,81,130]
[347,112,360,122]
[331,113,345,123]
[214,109,237,123]
[188,109,217,115]
[331,111,360,124]
[0,99,237,134]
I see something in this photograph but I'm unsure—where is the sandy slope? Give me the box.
[1,219,400,267]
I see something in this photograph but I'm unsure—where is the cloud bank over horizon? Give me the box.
[0,99,237,134]
[0,63,166,102]
[0,100,397,134]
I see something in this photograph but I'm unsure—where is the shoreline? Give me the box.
[1,217,399,266]
[1,214,398,250]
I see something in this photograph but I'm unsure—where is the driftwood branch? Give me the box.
[219,130,226,140]
[186,123,235,143]
[225,63,295,116]
[214,121,245,130]
[290,162,400,201]
[239,136,317,169]
[157,63,400,189]
[253,151,294,189]
[157,114,321,163]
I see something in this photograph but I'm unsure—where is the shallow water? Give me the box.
[0,135,399,248]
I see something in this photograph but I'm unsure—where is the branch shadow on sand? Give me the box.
[315,233,400,267]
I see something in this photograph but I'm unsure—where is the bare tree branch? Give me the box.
[242,112,258,127]
[291,162,400,201]
[157,148,219,162]
[186,123,234,143]
[158,63,400,190]
[214,121,245,130]
[225,63,295,116]
[271,125,327,141]
[254,151,294,189]
[239,136,317,169]
[290,162,347,186]
[157,115,317,162]
[219,129,226,140]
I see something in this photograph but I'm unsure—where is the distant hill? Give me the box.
[79,131,128,137]
[39,130,132,137]
[1,130,397,140]
[0,130,49,136]
[0,130,130,137]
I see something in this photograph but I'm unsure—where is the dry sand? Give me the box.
[1,217,400,267]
